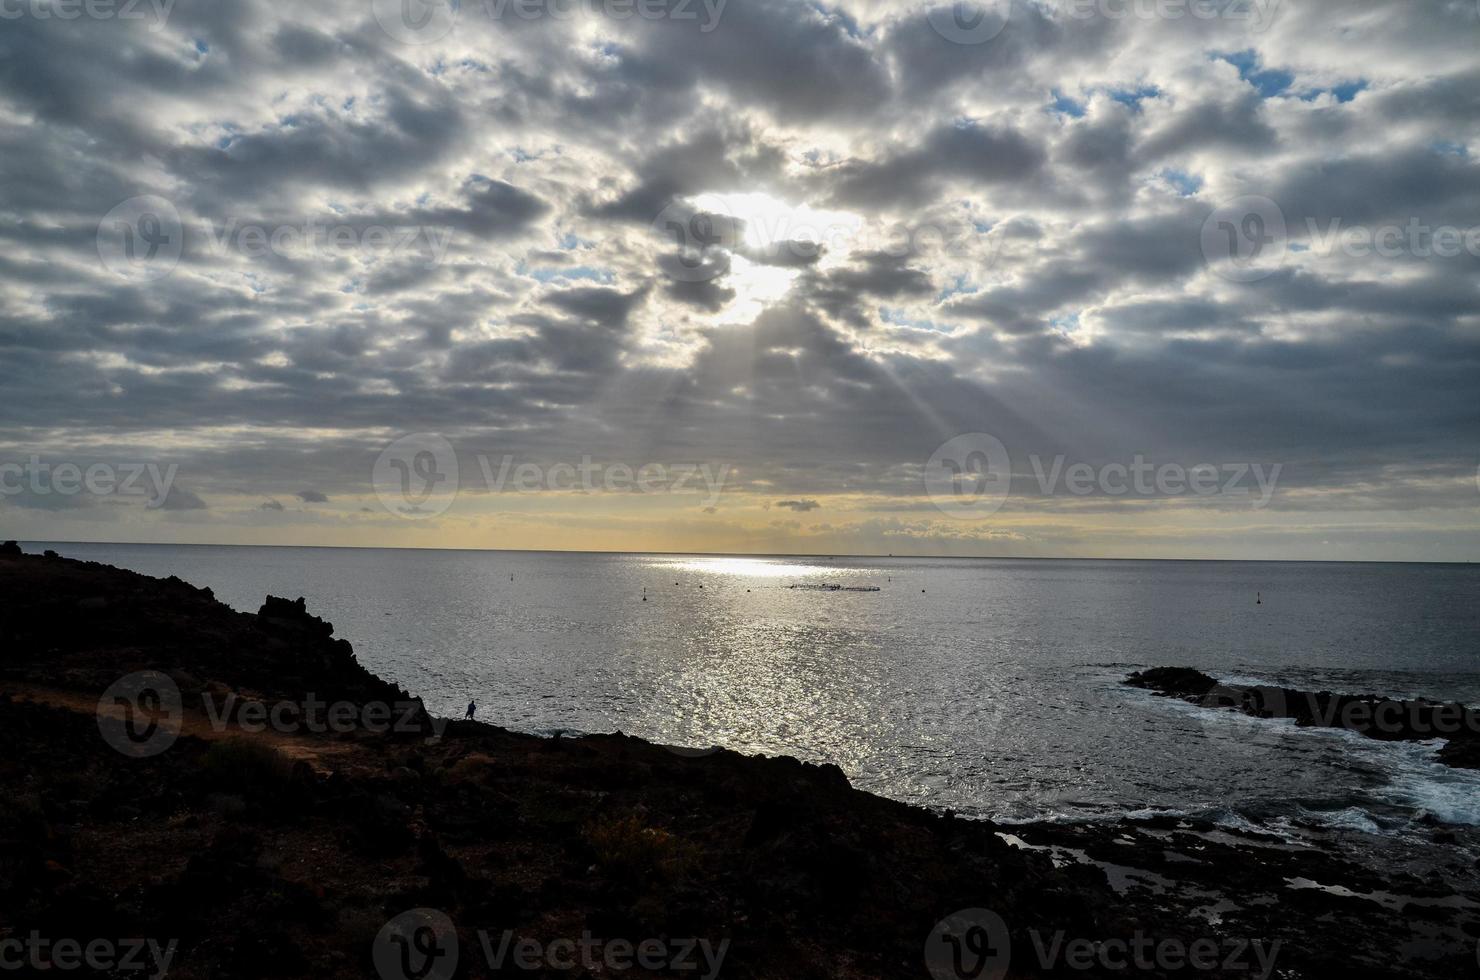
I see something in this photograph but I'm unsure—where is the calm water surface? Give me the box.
[27,543,1480,835]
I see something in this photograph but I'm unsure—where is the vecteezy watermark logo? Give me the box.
[0,458,180,508]
[373,0,459,44]
[925,908,1010,980]
[97,671,183,758]
[1028,455,1282,507]
[482,0,727,29]
[373,433,460,519]
[373,0,728,44]
[373,909,459,980]
[927,1,1012,44]
[198,691,449,738]
[0,934,179,976]
[479,930,729,977]
[925,438,1283,519]
[201,218,453,268]
[924,433,1012,519]
[1029,930,1280,976]
[476,455,730,506]
[1302,216,1480,261]
[97,195,183,283]
[1063,0,1281,32]
[99,199,457,281]
[1200,196,1287,282]
[928,910,1281,979]
[0,0,177,30]
[97,674,448,751]
[652,195,980,283]
[652,200,742,283]
[373,912,728,980]
[370,435,732,517]
[1182,679,1293,756]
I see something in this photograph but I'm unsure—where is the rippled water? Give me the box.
[28,542,1480,833]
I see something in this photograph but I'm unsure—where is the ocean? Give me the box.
[24,542,1480,837]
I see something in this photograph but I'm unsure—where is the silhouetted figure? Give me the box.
[465,700,476,720]
[1256,591,1262,605]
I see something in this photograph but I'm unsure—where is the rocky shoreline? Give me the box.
[2,547,1477,978]
[1125,666,1480,770]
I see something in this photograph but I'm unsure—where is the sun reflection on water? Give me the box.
[658,556,837,578]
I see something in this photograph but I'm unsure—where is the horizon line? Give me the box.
[16,538,1478,566]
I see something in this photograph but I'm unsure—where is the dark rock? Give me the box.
[1124,666,1219,697]
[257,595,335,639]
[1126,666,1480,770]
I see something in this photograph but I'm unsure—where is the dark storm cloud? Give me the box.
[169,88,466,199]
[803,250,935,325]
[588,125,786,222]
[403,178,552,239]
[628,0,892,123]
[1135,91,1278,161]
[544,285,649,326]
[664,276,738,312]
[158,487,208,512]
[882,2,1086,99]
[819,121,1047,210]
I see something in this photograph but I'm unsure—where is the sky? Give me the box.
[1,0,1477,560]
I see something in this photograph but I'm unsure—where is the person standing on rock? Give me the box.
[465,700,476,721]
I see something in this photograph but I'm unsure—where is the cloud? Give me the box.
[156,487,207,512]
[0,0,1476,558]
[776,499,822,513]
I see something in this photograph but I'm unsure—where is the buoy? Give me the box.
[1256,591,1262,605]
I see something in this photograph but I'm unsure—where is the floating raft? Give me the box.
[788,583,881,592]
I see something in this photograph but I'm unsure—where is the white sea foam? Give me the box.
[1368,740,1480,827]
[1292,805,1384,836]
[1216,674,1281,688]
